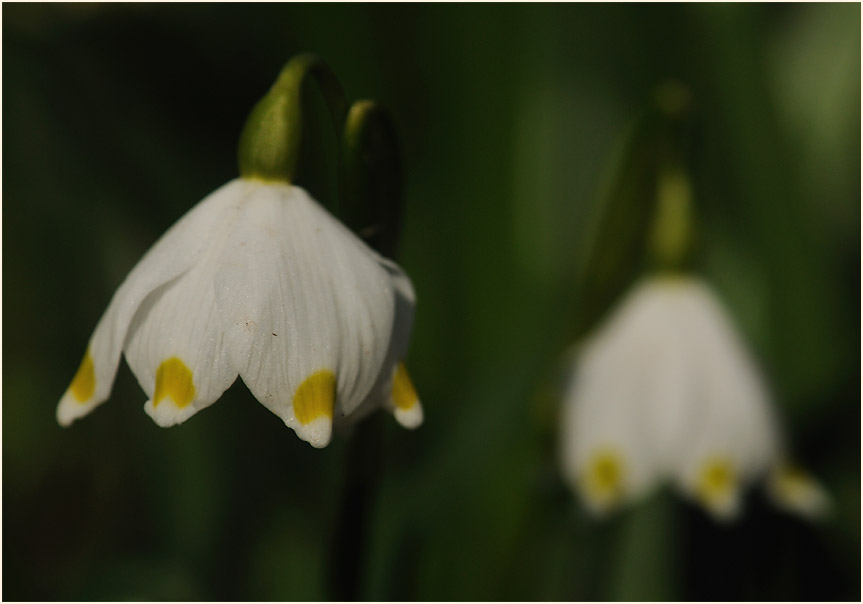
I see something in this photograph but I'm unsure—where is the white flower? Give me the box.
[57,178,423,448]
[559,275,828,521]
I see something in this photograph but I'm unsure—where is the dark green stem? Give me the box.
[326,415,385,600]
[326,101,406,602]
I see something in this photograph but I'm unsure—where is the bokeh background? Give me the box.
[3,3,860,601]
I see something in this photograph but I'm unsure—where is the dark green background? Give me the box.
[3,3,860,601]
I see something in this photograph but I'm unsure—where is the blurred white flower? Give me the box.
[57,178,422,448]
[559,275,828,521]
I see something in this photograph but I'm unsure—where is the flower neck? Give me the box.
[237,53,348,184]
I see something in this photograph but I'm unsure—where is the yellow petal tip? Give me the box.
[69,350,96,403]
[293,370,336,425]
[394,401,424,429]
[695,456,739,520]
[768,464,831,520]
[580,448,626,513]
[392,362,419,411]
[154,357,196,408]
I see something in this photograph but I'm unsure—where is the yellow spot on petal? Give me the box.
[775,464,810,489]
[772,464,823,508]
[392,362,419,410]
[70,350,96,403]
[581,448,625,507]
[153,357,196,408]
[696,457,736,508]
[293,370,335,425]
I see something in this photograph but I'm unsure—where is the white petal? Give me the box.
[379,258,417,363]
[667,279,780,501]
[213,183,396,447]
[56,179,248,426]
[559,332,662,515]
[387,261,424,429]
[121,181,253,426]
[766,464,831,520]
[591,279,696,475]
[622,278,778,520]
[355,258,423,428]
[389,362,424,429]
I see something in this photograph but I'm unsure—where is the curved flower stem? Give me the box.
[340,100,405,257]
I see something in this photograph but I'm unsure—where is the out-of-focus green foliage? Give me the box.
[3,3,859,600]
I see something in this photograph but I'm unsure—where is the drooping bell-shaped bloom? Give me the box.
[57,180,422,448]
[57,55,422,448]
[559,275,828,521]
